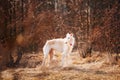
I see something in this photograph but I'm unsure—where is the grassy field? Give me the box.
[0,51,120,80]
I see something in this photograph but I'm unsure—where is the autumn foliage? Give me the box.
[0,0,120,68]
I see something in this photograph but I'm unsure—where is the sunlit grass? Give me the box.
[0,51,120,80]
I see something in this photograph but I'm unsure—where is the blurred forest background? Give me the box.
[0,0,120,70]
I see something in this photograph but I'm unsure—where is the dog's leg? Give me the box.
[62,46,72,67]
[61,47,68,67]
[61,44,74,67]
[66,47,72,65]
[50,49,54,61]
[61,52,66,67]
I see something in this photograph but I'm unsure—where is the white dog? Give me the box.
[42,33,75,67]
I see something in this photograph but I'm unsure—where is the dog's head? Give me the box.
[66,33,73,39]
[65,33,75,46]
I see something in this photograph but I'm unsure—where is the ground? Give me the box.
[0,51,120,80]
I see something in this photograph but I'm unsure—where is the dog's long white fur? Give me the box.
[42,33,75,67]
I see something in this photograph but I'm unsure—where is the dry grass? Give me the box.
[0,51,120,80]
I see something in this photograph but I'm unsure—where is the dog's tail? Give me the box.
[43,41,51,55]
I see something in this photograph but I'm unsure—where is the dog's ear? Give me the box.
[67,33,70,35]
[66,33,70,36]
